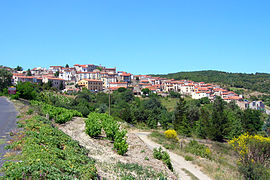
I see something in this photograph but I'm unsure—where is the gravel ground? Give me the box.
[58,117,177,179]
[135,132,212,180]
[0,97,18,172]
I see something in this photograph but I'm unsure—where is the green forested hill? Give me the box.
[153,70,270,94]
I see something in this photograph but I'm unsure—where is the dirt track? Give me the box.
[135,132,212,180]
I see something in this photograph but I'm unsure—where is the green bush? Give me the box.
[85,112,129,155]
[26,109,34,115]
[114,130,128,155]
[238,162,270,180]
[184,140,212,159]
[184,155,194,161]
[16,82,38,100]
[11,92,20,100]
[30,100,82,124]
[102,116,120,141]
[85,113,102,138]
[153,147,163,160]
[153,147,173,171]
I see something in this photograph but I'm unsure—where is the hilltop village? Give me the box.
[11,64,264,110]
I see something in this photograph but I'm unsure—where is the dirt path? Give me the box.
[135,132,212,180]
[57,118,176,179]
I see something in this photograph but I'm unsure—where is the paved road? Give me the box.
[135,132,212,180]
[0,97,18,169]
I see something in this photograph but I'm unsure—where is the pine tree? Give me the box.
[210,96,228,141]
[59,82,64,90]
[27,69,32,76]
[174,96,189,135]
[196,104,212,138]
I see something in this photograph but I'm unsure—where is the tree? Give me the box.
[14,66,23,71]
[27,69,32,76]
[262,116,270,136]
[65,64,69,68]
[16,82,38,100]
[199,97,210,104]
[59,82,64,90]
[241,109,263,134]
[174,96,189,135]
[48,80,53,88]
[142,88,150,95]
[54,71,59,77]
[96,67,103,71]
[169,91,180,98]
[209,96,228,141]
[0,69,12,91]
[117,87,126,92]
[196,104,212,138]
[225,109,243,139]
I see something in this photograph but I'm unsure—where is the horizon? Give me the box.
[3,63,270,75]
[1,0,270,74]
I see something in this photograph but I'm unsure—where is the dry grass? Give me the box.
[160,97,179,112]
[181,168,199,180]
[149,131,243,180]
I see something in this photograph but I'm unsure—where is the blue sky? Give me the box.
[0,0,269,74]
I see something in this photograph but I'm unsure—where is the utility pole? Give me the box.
[109,91,111,115]
[109,82,111,115]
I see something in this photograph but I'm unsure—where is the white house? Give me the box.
[59,68,76,81]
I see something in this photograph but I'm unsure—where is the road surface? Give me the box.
[135,132,212,180]
[0,97,18,169]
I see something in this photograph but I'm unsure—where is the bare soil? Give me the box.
[57,117,177,179]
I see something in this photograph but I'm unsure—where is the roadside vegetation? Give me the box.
[0,114,97,179]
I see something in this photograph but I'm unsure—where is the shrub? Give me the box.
[153,147,173,171]
[26,109,33,115]
[184,140,212,159]
[85,112,129,155]
[229,133,270,179]
[164,129,179,142]
[102,114,120,141]
[30,100,82,124]
[153,147,163,160]
[114,130,128,155]
[184,155,194,161]
[16,82,38,100]
[11,92,20,100]
[85,113,102,137]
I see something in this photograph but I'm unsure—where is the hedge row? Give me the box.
[85,112,128,155]
[30,100,82,124]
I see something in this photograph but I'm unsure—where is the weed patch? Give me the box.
[153,147,173,171]
[114,162,166,179]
